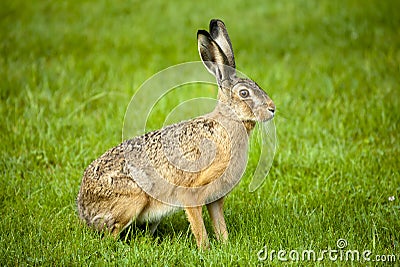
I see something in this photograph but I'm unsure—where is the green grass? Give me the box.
[1,0,399,265]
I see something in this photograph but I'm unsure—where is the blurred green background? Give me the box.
[1,0,399,265]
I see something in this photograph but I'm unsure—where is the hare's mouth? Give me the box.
[251,106,275,122]
[266,109,276,121]
[260,116,274,123]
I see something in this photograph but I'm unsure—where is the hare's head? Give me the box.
[198,19,275,122]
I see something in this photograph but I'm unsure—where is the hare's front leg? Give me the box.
[207,197,228,242]
[149,220,161,235]
[185,206,210,249]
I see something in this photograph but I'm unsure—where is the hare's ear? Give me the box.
[209,19,235,69]
[197,30,235,84]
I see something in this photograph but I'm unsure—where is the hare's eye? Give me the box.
[239,89,249,98]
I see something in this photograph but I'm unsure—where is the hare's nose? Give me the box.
[268,106,275,114]
[267,102,276,115]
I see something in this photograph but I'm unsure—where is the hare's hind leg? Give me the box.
[207,197,228,242]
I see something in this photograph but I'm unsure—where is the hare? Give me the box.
[77,19,275,249]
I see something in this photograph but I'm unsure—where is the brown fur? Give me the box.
[77,19,275,249]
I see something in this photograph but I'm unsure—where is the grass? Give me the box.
[1,0,399,265]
